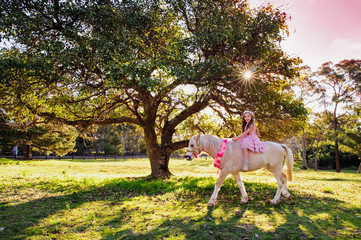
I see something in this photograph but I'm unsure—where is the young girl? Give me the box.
[232,110,266,171]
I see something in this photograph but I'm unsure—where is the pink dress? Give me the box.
[239,129,266,153]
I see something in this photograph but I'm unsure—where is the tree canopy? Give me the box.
[0,0,307,177]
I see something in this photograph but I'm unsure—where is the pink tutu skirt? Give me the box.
[239,132,266,153]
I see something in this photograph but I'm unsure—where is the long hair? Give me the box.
[242,114,255,132]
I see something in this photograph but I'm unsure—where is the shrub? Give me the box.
[306,144,359,169]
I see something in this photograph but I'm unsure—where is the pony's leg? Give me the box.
[232,172,248,203]
[242,148,249,171]
[208,170,228,206]
[281,173,291,198]
[271,171,284,204]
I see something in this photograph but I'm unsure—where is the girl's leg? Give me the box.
[243,148,249,171]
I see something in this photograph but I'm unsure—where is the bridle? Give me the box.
[187,135,201,158]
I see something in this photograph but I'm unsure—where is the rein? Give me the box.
[189,135,201,158]
[213,139,228,171]
[188,136,230,174]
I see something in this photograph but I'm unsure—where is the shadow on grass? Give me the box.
[56,157,148,163]
[1,177,360,240]
[310,177,361,182]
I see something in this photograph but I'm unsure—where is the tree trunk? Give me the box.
[301,130,307,169]
[358,162,361,174]
[23,143,33,160]
[335,140,341,172]
[314,143,319,171]
[94,138,99,154]
[144,128,173,178]
[333,105,341,172]
[147,146,173,178]
[121,137,126,154]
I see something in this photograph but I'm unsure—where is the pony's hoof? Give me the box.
[270,200,279,205]
[207,200,218,207]
[284,193,291,199]
[241,198,248,204]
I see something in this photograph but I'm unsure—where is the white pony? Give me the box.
[184,134,293,205]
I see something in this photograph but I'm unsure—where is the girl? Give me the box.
[232,110,266,171]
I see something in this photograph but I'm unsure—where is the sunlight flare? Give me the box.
[234,64,258,87]
[243,70,253,80]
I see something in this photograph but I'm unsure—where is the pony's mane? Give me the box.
[201,134,223,150]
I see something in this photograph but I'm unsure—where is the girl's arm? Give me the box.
[232,124,255,141]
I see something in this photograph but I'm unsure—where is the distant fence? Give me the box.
[0,154,147,161]
[0,153,209,161]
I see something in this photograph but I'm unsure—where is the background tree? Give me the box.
[0,0,307,177]
[0,111,78,159]
[291,65,320,169]
[0,111,20,151]
[305,112,329,171]
[341,105,361,173]
[74,136,93,156]
[311,60,361,172]
[95,123,145,155]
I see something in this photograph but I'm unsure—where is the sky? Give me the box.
[255,0,361,71]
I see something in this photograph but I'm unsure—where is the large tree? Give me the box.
[0,0,307,177]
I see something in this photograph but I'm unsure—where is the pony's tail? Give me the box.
[281,144,294,181]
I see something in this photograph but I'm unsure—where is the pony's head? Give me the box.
[184,135,201,161]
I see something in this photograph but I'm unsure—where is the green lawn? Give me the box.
[0,157,360,240]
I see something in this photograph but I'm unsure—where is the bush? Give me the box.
[306,144,359,169]
[104,143,120,155]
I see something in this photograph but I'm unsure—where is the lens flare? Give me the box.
[243,70,253,80]
[234,64,258,88]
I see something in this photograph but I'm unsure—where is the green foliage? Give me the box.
[73,123,145,155]
[74,136,93,155]
[306,144,359,169]
[0,112,78,156]
[103,142,120,155]
[340,109,361,158]
[98,123,145,154]
[0,111,19,149]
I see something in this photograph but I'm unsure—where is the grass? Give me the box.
[0,157,360,240]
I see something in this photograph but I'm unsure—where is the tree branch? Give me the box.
[166,91,212,131]
[18,95,141,128]
[172,139,189,151]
